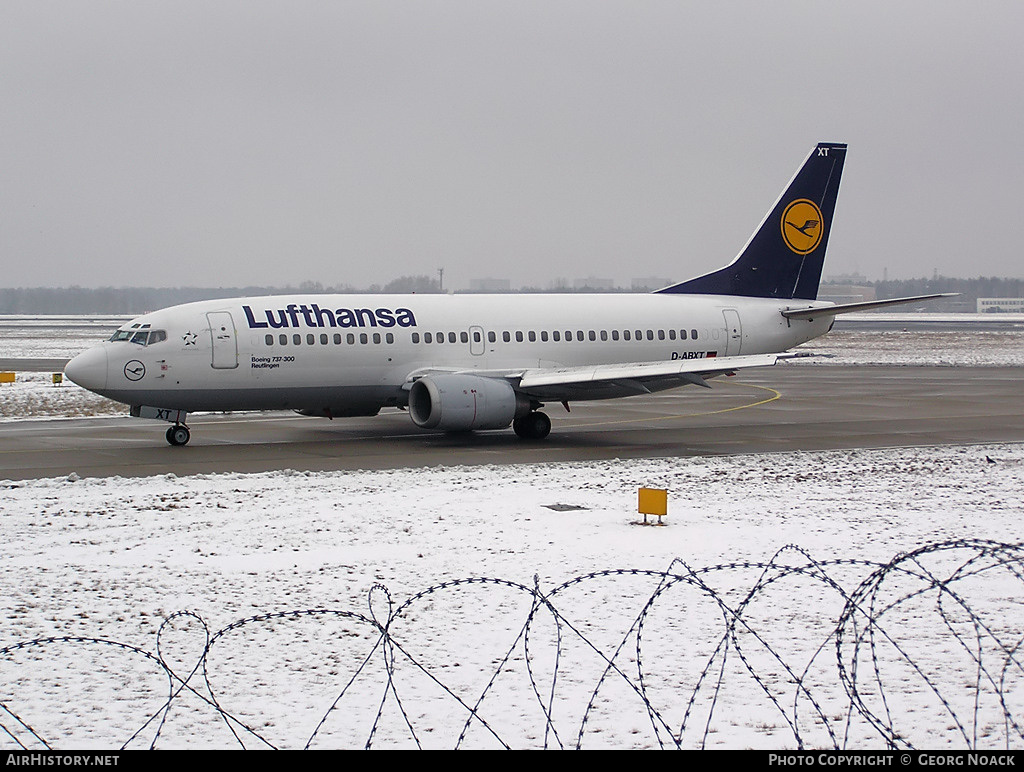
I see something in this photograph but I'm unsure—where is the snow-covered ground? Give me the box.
[0,315,130,360]
[792,326,1024,367]
[2,448,1024,749]
[0,372,125,421]
[1,319,1023,749]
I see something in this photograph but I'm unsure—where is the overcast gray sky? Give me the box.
[2,1,1021,290]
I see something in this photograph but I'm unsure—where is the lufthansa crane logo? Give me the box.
[124,360,146,381]
[781,199,824,255]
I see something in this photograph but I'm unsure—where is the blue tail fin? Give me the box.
[657,142,847,300]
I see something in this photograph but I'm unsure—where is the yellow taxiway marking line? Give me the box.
[557,382,782,429]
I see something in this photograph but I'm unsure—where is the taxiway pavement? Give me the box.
[1,366,1022,481]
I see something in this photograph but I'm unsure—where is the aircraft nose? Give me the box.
[65,346,109,392]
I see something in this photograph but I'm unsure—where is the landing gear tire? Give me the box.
[166,425,191,446]
[513,411,551,440]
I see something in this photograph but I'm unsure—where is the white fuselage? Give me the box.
[66,292,833,415]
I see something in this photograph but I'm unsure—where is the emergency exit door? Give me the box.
[722,309,742,356]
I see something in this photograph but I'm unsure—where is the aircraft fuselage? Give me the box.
[67,292,832,415]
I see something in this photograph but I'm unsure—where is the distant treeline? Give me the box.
[868,276,1024,312]
[0,278,432,314]
[0,286,292,315]
[1,275,1021,314]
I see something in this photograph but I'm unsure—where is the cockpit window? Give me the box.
[110,329,167,346]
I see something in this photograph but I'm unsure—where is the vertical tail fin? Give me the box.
[657,142,847,300]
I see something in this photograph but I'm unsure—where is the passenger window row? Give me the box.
[265,332,396,346]
[411,328,700,344]
[264,328,703,348]
[412,331,475,344]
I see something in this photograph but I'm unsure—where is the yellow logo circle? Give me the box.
[781,199,824,255]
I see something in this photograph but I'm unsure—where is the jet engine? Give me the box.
[408,374,529,431]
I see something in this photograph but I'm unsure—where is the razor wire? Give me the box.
[1,538,1023,750]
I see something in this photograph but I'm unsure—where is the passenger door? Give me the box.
[207,311,239,369]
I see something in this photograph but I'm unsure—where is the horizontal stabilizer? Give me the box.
[781,293,957,320]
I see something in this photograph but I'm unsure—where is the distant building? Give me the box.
[819,285,876,304]
[977,298,1024,313]
[573,276,615,290]
[824,272,869,285]
[549,277,571,291]
[469,278,511,292]
[631,277,672,291]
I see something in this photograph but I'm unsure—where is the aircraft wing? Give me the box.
[404,353,789,401]
[474,353,784,401]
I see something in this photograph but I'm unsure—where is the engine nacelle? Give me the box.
[408,374,528,431]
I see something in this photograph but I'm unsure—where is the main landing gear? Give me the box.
[512,411,551,440]
[165,424,191,446]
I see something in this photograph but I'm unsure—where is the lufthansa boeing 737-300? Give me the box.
[64,142,947,446]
